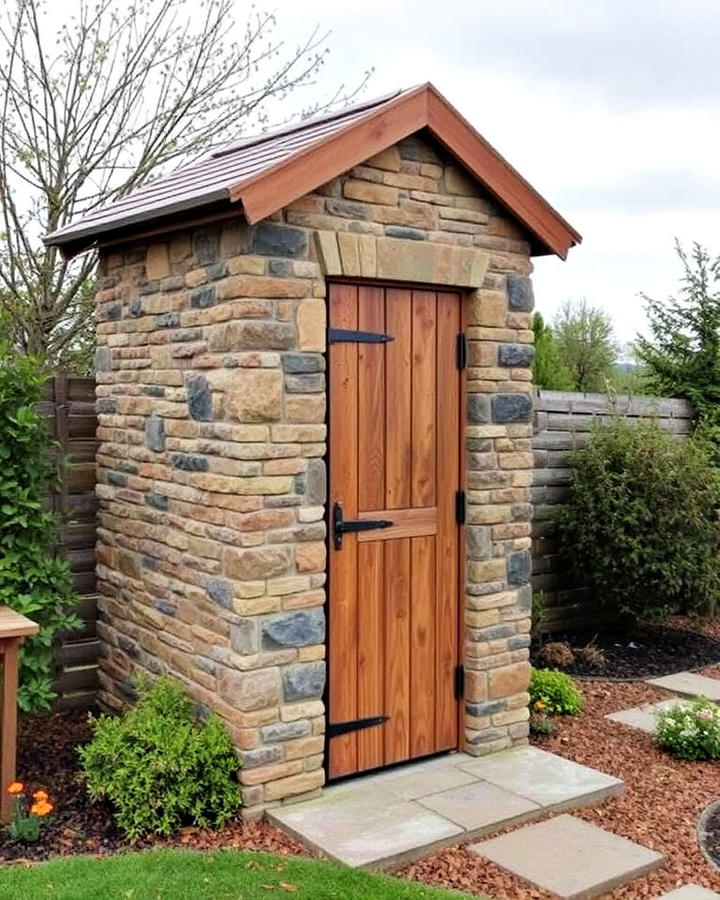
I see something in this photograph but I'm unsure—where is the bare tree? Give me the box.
[0,0,368,371]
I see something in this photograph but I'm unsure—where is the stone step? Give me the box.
[268,747,623,870]
[469,813,664,899]
[657,887,720,899]
[646,672,720,701]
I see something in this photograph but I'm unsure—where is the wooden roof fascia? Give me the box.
[425,88,580,259]
[231,85,430,224]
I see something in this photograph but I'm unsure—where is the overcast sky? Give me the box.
[269,0,720,343]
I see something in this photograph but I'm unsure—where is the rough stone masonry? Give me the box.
[93,131,535,819]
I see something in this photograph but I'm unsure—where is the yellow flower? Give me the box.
[30,800,53,817]
[7,782,23,795]
[32,790,49,803]
[534,700,545,712]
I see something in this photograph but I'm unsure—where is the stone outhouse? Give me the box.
[46,83,580,819]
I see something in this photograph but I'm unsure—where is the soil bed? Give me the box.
[531,621,720,679]
[0,710,304,863]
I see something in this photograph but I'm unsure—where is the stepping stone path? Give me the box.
[657,888,720,899]
[606,698,690,733]
[469,813,664,899]
[646,672,720,701]
[268,747,622,869]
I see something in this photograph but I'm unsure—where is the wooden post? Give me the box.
[0,609,39,824]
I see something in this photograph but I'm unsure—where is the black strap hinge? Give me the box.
[329,328,394,344]
[455,490,466,525]
[454,665,465,701]
[456,333,467,369]
[327,715,389,738]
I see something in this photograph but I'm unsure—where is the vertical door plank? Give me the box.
[411,291,437,509]
[435,291,461,751]
[385,289,412,510]
[410,535,436,757]
[384,536,411,765]
[357,540,385,771]
[358,286,386,512]
[328,282,359,779]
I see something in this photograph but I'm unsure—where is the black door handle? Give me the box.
[333,501,393,550]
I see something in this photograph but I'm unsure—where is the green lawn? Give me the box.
[0,847,480,899]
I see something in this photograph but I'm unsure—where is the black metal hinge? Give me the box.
[456,333,467,370]
[327,715,389,738]
[454,665,465,701]
[455,490,466,525]
[329,328,394,344]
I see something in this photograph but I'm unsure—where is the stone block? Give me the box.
[498,344,534,367]
[209,321,295,352]
[146,243,170,281]
[283,661,327,701]
[507,550,531,585]
[506,274,535,312]
[186,374,212,421]
[365,146,401,171]
[252,222,308,258]
[492,394,533,424]
[217,667,281,711]
[344,180,399,206]
[207,577,233,608]
[467,526,492,560]
[145,415,165,452]
[261,720,311,743]
[225,370,283,422]
[262,609,325,649]
[488,662,530,699]
[297,299,326,352]
[224,545,293,580]
[468,394,491,424]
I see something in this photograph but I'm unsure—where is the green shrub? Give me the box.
[0,344,80,712]
[79,677,242,839]
[556,417,720,622]
[529,668,583,715]
[654,697,720,760]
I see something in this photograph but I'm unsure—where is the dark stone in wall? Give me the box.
[97,397,117,414]
[491,393,532,424]
[468,394,491,424]
[282,662,326,701]
[187,374,212,421]
[146,493,169,511]
[190,286,216,309]
[94,347,112,372]
[192,227,220,265]
[385,225,425,241]
[498,343,535,367]
[171,453,208,472]
[145,414,165,452]
[506,274,535,312]
[282,353,325,374]
[252,222,308,258]
[507,550,532,585]
[306,459,327,505]
[207,578,233,609]
[262,609,325,649]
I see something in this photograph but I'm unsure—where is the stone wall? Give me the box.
[532,390,694,632]
[93,130,536,819]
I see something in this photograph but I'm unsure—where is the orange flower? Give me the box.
[7,782,23,795]
[30,800,53,817]
[534,700,546,712]
[32,790,49,803]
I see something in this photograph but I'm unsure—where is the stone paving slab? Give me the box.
[419,779,540,832]
[657,887,720,899]
[268,749,626,869]
[458,746,623,810]
[647,672,720,701]
[469,813,664,899]
[606,698,691,733]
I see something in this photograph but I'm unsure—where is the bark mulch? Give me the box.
[531,618,720,680]
[0,709,305,864]
[402,675,720,899]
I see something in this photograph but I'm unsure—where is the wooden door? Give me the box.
[327,282,461,780]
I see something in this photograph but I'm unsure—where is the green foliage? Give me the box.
[0,342,80,712]
[79,677,242,840]
[553,298,618,392]
[556,417,720,621]
[532,313,574,390]
[529,668,583,715]
[654,697,720,761]
[637,241,720,451]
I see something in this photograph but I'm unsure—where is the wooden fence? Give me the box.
[40,376,99,709]
[531,389,695,633]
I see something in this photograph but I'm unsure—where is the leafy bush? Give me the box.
[654,697,720,760]
[79,677,242,839]
[0,344,80,712]
[529,668,583,715]
[556,417,720,622]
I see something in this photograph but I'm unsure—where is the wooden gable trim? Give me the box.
[231,83,580,260]
[232,86,429,224]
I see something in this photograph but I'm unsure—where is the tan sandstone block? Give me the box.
[468,558,506,582]
[488,662,530,700]
[263,769,324,802]
[296,542,326,573]
[364,147,401,172]
[344,180,399,206]
[297,299,326,352]
[314,232,342,275]
[224,545,293,580]
[225,370,283,422]
[240,760,303,786]
[146,243,170,281]
[468,290,507,327]
[217,667,281,712]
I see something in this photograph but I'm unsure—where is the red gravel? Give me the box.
[403,675,720,898]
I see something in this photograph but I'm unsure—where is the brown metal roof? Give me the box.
[45,83,581,259]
